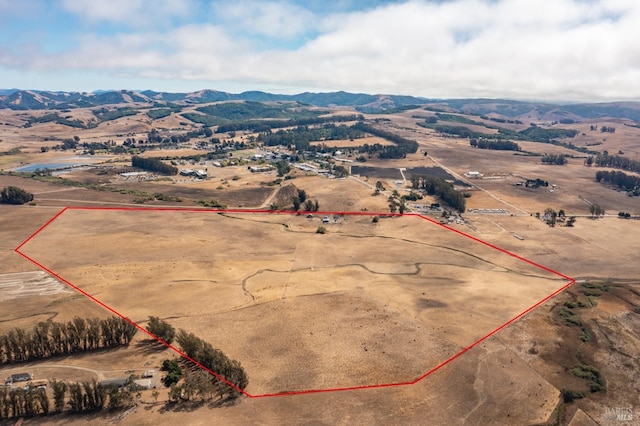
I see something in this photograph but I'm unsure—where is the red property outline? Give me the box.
[15,206,575,398]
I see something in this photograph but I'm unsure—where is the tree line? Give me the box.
[145,316,248,401]
[586,153,640,174]
[541,154,568,165]
[132,156,178,175]
[352,122,419,158]
[0,385,49,419]
[595,170,640,195]
[422,119,579,144]
[174,329,248,400]
[257,124,366,152]
[216,114,364,134]
[470,138,521,151]
[0,377,137,420]
[410,175,466,212]
[0,316,138,365]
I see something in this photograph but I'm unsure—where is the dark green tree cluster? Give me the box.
[387,191,407,214]
[518,127,578,141]
[589,153,640,173]
[146,316,176,344]
[470,139,521,151]
[175,329,248,400]
[147,107,182,120]
[24,113,86,129]
[600,126,616,133]
[432,124,481,139]
[525,178,549,188]
[276,160,291,177]
[410,175,466,212]
[93,107,138,122]
[196,101,290,120]
[541,154,568,165]
[161,359,182,387]
[352,122,418,157]
[257,124,365,152]
[216,114,363,134]
[293,189,319,211]
[292,189,319,212]
[595,170,640,195]
[1,186,34,205]
[0,316,138,365]
[436,113,484,125]
[132,156,178,175]
[180,112,226,127]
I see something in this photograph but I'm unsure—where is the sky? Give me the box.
[0,0,638,101]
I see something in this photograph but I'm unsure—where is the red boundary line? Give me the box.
[14,206,575,399]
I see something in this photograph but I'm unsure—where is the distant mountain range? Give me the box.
[2,89,640,122]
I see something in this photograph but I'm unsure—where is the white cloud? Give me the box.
[211,1,316,39]
[60,0,196,26]
[4,0,640,100]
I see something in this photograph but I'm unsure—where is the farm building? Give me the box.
[133,379,155,390]
[8,373,33,383]
[99,377,129,388]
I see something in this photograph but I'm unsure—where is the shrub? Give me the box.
[316,226,327,234]
[561,388,585,403]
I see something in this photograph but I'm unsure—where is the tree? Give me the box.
[275,160,290,177]
[333,165,348,178]
[292,197,301,211]
[399,200,406,215]
[67,382,85,412]
[303,199,314,212]
[544,207,557,227]
[52,380,67,413]
[161,359,182,388]
[1,186,34,205]
[35,388,49,415]
[146,316,176,344]
[590,203,605,218]
[298,189,307,203]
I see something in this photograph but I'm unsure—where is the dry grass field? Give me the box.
[1,103,639,425]
[17,209,567,396]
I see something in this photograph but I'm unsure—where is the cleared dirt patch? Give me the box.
[0,271,72,300]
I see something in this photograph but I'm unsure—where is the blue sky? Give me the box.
[0,0,638,101]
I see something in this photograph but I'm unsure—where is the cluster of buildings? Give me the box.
[4,372,47,391]
[179,168,208,178]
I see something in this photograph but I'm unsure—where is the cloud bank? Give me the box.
[0,0,638,101]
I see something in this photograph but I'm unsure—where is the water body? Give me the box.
[13,162,83,172]
[11,155,109,172]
